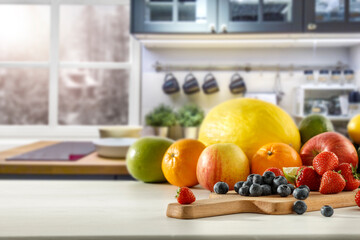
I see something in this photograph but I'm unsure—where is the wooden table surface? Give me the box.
[0,141,128,175]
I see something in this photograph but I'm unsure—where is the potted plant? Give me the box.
[177,104,204,139]
[145,104,177,137]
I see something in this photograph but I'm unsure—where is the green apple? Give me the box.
[126,137,174,183]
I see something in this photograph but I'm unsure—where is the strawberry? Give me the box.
[264,167,284,177]
[355,190,360,208]
[295,166,321,191]
[313,151,339,176]
[319,171,346,194]
[335,163,360,191]
[176,187,196,204]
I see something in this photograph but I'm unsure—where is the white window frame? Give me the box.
[0,0,141,139]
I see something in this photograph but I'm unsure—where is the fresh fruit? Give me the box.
[243,180,252,187]
[262,171,276,185]
[198,98,301,160]
[261,185,272,196]
[249,183,263,197]
[272,176,288,193]
[126,137,174,183]
[264,167,285,177]
[347,114,360,144]
[176,187,196,204]
[319,171,346,194]
[355,191,360,207]
[335,163,360,191]
[293,188,309,200]
[295,166,321,191]
[197,143,250,191]
[252,174,263,185]
[298,185,310,192]
[239,186,250,196]
[321,205,334,217]
[313,151,339,176]
[293,200,307,215]
[298,114,334,145]
[251,143,302,175]
[287,184,295,194]
[247,174,255,183]
[213,182,229,194]
[277,184,291,197]
[283,167,300,184]
[300,132,358,168]
[162,139,205,187]
[234,181,245,193]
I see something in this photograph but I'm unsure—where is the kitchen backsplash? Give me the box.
[141,46,355,124]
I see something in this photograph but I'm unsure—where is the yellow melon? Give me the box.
[198,98,300,160]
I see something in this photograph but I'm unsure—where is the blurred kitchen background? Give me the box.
[1,0,360,147]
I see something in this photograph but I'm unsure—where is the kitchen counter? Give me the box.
[0,141,128,177]
[0,180,359,240]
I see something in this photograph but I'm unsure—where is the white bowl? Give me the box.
[93,138,137,159]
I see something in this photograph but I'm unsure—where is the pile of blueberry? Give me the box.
[213,171,335,217]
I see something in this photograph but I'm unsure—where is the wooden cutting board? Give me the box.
[166,190,357,219]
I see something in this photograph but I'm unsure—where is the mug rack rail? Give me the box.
[153,61,349,73]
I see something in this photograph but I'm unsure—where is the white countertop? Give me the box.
[0,180,359,240]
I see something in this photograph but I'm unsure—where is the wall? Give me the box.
[141,46,350,124]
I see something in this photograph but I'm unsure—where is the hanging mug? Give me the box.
[202,73,219,94]
[229,73,246,95]
[162,73,180,94]
[182,73,200,95]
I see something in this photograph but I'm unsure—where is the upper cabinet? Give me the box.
[304,0,360,32]
[131,0,217,33]
[218,0,303,33]
[131,0,360,34]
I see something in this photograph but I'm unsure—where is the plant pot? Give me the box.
[182,127,199,139]
[153,126,169,138]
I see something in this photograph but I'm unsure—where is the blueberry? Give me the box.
[247,174,255,183]
[273,176,288,185]
[293,200,307,215]
[287,184,295,194]
[252,174,263,185]
[293,188,309,200]
[298,185,310,192]
[277,184,291,197]
[249,183,263,197]
[243,180,252,187]
[262,171,276,185]
[213,182,229,194]
[234,181,245,193]
[261,184,272,196]
[239,186,250,196]
[271,176,286,194]
[321,205,334,217]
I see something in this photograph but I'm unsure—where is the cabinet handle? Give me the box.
[209,24,216,33]
[307,23,317,31]
[221,24,227,33]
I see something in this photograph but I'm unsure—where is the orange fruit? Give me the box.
[251,142,302,175]
[162,139,206,187]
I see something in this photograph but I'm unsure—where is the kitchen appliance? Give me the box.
[93,138,137,158]
[167,191,357,219]
[162,73,180,94]
[202,73,219,94]
[229,73,246,95]
[182,73,200,95]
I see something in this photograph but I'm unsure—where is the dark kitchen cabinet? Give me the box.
[131,0,218,33]
[218,0,303,33]
[304,0,360,32]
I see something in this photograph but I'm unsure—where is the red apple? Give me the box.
[196,143,250,191]
[300,132,358,167]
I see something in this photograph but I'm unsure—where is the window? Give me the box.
[0,0,139,137]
